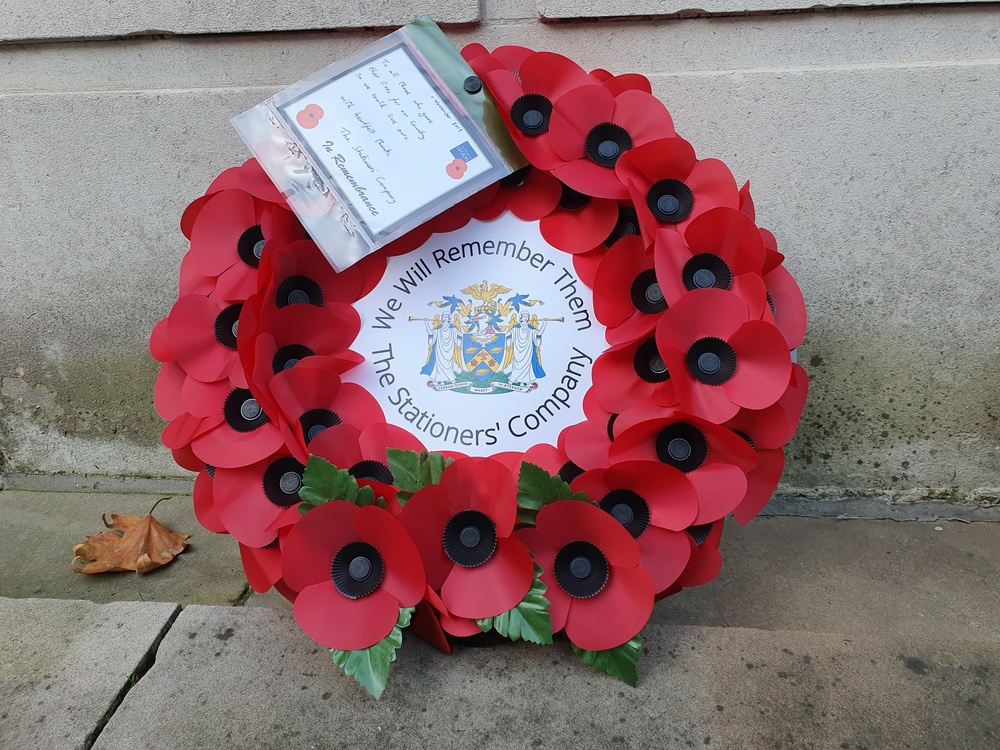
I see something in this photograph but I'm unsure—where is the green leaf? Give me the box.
[330,606,414,699]
[516,461,588,525]
[385,449,454,507]
[476,562,552,644]
[572,634,642,688]
[299,455,386,510]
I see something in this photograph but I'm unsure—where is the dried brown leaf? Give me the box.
[71,509,189,575]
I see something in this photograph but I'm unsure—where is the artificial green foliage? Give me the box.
[329,607,414,700]
[572,634,643,687]
[385,448,453,505]
[476,563,552,644]
[515,461,588,524]
[298,455,383,514]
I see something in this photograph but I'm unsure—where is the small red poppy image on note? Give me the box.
[296,104,324,129]
[446,159,468,180]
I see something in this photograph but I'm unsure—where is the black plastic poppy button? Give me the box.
[554,541,609,598]
[443,510,497,568]
[511,94,552,136]
[331,541,384,599]
[600,489,650,538]
[655,422,708,472]
[213,304,243,350]
[630,269,667,315]
[604,207,640,248]
[237,225,265,268]
[463,75,483,94]
[349,460,394,485]
[585,122,633,167]
[647,179,694,223]
[263,456,305,507]
[687,337,737,385]
[299,408,342,443]
[683,254,733,291]
[223,388,269,432]
[633,338,670,383]
[272,344,315,374]
[276,275,324,308]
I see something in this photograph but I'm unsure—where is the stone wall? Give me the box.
[1,0,998,504]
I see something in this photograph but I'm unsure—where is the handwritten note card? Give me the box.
[278,46,495,236]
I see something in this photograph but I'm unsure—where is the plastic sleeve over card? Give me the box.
[232,15,526,272]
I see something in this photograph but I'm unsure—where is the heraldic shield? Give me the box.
[463,331,506,382]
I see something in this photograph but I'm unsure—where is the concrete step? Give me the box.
[5,596,994,750]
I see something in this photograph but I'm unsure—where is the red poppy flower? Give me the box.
[593,234,665,345]
[515,500,653,651]
[469,50,591,171]
[675,519,725,589]
[548,85,675,199]
[609,413,757,524]
[311,422,426,517]
[153,361,186,422]
[171,443,205,473]
[616,137,740,245]
[399,458,534,620]
[559,388,616,471]
[591,334,678,415]
[539,185,619,254]
[410,585,483,654]
[213,450,306,547]
[165,294,248,386]
[267,360,385,465]
[186,189,305,301]
[655,288,792,423]
[282,501,425,650]
[480,167,562,222]
[296,104,324,129]
[260,238,386,308]
[186,379,285,470]
[653,207,769,318]
[572,461,696,595]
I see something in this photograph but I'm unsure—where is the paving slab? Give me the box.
[660,517,1000,644]
[0,597,179,750]
[0,490,246,605]
[94,604,998,750]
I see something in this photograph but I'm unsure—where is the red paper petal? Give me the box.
[688,462,748,524]
[593,235,651,328]
[398,485,455,590]
[738,180,755,221]
[149,318,174,363]
[637,525,692,594]
[208,158,286,205]
[564,564,653,651]
[611,89,675,146]
[192,469,227,534]
[507,168,562,220]
[537,500,640,568]
[189,190,256,277]
[539,196,619,254]
[656,288,749,353]
[603,73,652,96]
[549,84,615,162]
[725,321,792,410]
[240,541,283,593]
[190,420,285,469]
[409,598,454,655]
[684,207,764,275]
[282,501,360,590]
[295,580,400,650]
[571,247,605,289]
[214,456,301,548]
[520,52,594,102]
[733,447,785,524]
[154,362,186,421]
[677,520,724,587]
[552,158,630,201]
[764,264,807,349]
[441,536,534,619]
[354,505,425,607]
[440,458,517,535]
[168,296,237,383]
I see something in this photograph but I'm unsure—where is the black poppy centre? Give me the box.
[686,337,737,385]
[299,408,342,443]
[213,303,243,350]
[630,269,667,315]
[443,509,497,568]
[655,422,708,473]
[558,182,591,211]
[276,275,324,308]
[331,540,384,599]
[600,489,650,539]
[262,456,305,507]
[604,206,640,248]
[237,225,265,268]
[647,179,694,223]
[223,388,269,432]
[554,540,609,598]
[633,338,670,383]
[348,460,394,485]
[510,94,552,135]
[272,344,315,373]
[585,122,633,168]
[682,254,733,291]
[500,165,531,189]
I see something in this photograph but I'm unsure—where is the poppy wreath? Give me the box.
[150,43,808,699]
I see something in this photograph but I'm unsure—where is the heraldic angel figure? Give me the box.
[501,312,546,386]
[419,313,463,384]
